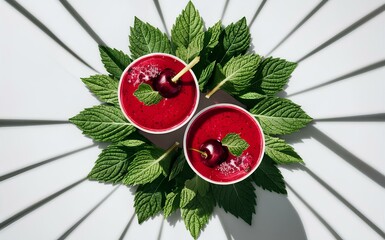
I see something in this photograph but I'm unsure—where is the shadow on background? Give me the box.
[216,186,307,240]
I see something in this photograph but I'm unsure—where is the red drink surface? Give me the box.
[119,54,198,132]
[185,105,264,184]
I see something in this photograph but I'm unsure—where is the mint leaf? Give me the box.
[250,97,312,135]
[123,143,179,185]
[81,75,119,105]
[238,92,265,100]
[176,32,204,63]
[265,135,303,164]
[164,189,181,218]
[252,156,286,194]
[171,1,203,49]
[206,54,261,98]
[255,57,297,95]
[206,21,222,49]
[212,179,256,224]
[134,178,166,223]
[180,175,209,208]
[99,46,131,78]
[129,17,172,59]
[222,133,249,156]
[181,192,214,239]
[169,153,186,180]
[198,61,216,91]
[88,142,142,184]
[219,17,250,64]
[133,83,163,106]
[69,105,135,142]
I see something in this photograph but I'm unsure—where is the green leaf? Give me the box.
[129,17,172,59]
[255,57,297,95]
[81,75,119,105]
[134,178,166,223]
[133,83,163,106]
[171,1,204,49]
[207,54,261,97]
[69,105,135,142]
[219,17,250,64]
[124,143,179,185]
[265,135,303,164]
[181,192,215,239]
[164,189,181,218]
[99,45,131,78]
[250,97,312,135]
[169,153,186,180]
[88,144,133,184]
[222,133,250,156]
[252,156,287,194]
[206,21,222,49]
[238,92,265,100]
[198,61,216,91]
[180,175,210,208]
[212,179,256,224]
[176,32,204,63]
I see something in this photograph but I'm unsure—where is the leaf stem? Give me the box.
[188,148,208,159]
[172,56,200,83]
[165,142,180,155]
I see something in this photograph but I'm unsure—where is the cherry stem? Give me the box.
[188,148,208,159]
[171,56,200,83]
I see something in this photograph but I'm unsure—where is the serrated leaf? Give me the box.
[219,17,250,64]
[255,57,297,95]
[265,135,303,164]
[81,75,119,105]
[99,46,131,78]
[250,97,312,135]
[238,92,265,100]
[198,61,216,91]
[206,21,222,49]
[180,175,209,208]
[171,1,203,49]
[176,32,204,63]
[252,156,287,194]
[118,139,148,148]
[134,178,166,223]
[212,179,256,224]
[222,133,250,156]
[164,189,181,218]
[88,144,135,184]
[69,105,135,142]
[181,193,214,239]
[169,153,186,180]
[129,17,172,59]
[208,55,261,97]
[124,143,178,185]
[133,83,163,106]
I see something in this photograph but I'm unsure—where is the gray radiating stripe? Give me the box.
[297,4,385,63]
[286,183,343,240]
[248,0,267,28]
[153,0,170,38]
[118,213,135,240]
[267,0,328,56]
[220,0,230,21]
[0,119,69,127]
[57,186,119,240]
[59,0,106,45]
[0,144,97,182]
[315,113,385,122]
[300,166,385,238]
[3,0,98,72]
[288,59,385,97]
[0,178,86,230]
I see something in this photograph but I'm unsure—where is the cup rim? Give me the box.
[118,53,200,134]
[183,103,265,185]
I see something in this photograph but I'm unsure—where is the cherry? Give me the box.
[153,68,181,98]
[196,139,229,168]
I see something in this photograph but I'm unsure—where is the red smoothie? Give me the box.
[184,104,265,184]
[118,53,199,133]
